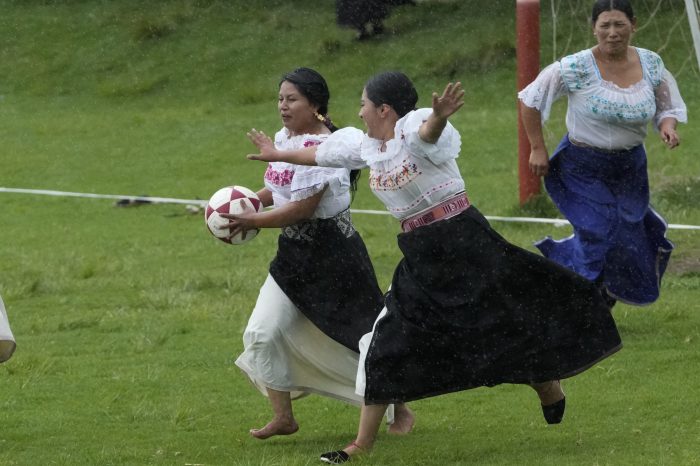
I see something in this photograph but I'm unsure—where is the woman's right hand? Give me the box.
[432,82,465,120]
[529,147,550,177]
[246,129,279,161]
[219,200,260,241]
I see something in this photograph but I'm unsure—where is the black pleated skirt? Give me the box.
[270,212,385,353]
[363,206,622,404]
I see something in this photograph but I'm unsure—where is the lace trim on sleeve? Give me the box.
[290,166,346,201]
[290,182,328,201]
[517,61,567,122]
[654,69,688,128]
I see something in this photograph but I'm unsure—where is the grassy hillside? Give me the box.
[1,1,699,465]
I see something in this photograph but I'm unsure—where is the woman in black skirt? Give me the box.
[246,71,622,463]
[222,68,412,440]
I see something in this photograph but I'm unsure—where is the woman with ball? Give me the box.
[220,68,414,440]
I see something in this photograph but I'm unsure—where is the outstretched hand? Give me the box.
[431,82,465,120]
[246,129,278,161]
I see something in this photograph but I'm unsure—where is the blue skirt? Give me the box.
[536,135,674,305]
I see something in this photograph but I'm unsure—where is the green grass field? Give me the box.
[1,1,699,464]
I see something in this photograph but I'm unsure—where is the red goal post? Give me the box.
[516,0,541,205]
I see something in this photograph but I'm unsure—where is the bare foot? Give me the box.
[249,418,299,440]
[531,380,565,406]
[388,404,415,434]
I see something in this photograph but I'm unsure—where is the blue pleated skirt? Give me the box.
[536,135,674,305]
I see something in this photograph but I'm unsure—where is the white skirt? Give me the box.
[355,308,388,398]
[0,295,17,363]
[235,274,364,405]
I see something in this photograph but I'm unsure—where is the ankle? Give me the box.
[272,413,296,422]
[532,381,564,405]
[532,380,556,393]
[347,439,371,453]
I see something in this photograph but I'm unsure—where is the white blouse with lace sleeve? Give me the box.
[518,47,687,150]
[264,128,351,219]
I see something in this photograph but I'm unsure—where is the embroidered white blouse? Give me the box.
[264,128,351,219]
[315,108,464,220]
[518,47,687,151]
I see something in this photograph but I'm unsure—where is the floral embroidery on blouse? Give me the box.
[388,179,462,214]
[587,94,654,123]
[369,160,421,191]
[303,139,322,147]
[264,165,294,186]
[638,49,663,87]
[562,51,593,91]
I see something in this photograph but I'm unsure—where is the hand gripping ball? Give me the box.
[205,186,262,244]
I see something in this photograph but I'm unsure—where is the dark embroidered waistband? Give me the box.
[282,209,355,241]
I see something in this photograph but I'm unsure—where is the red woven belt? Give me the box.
[401,192,471,232]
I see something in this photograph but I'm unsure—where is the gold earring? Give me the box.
[314,111,325,122]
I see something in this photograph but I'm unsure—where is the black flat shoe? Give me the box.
[542,397,566,424]
[319,450,350,464]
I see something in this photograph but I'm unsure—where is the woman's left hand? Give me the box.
[432,82,465,119]
[659,119,680,149]
[219,200,259,241]
[660,127,680,149]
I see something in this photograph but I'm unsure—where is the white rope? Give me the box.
[0,187,205,206]
[3,186,700,230]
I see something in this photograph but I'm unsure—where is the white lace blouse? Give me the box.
[315,108,464,220]
[518,47,687,150]
[263,128,351,219]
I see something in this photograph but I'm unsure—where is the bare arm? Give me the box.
[255,188,274,208]
[418,82,465,144]
[220,188,326,240]
[246,129,318,165]
[519,102,550,177]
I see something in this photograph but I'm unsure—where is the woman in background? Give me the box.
[336,0,415,40]
[519,0,687,307]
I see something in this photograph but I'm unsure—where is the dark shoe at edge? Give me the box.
[319,450,350,464]
[542,397,566,424]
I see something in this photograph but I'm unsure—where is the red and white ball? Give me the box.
[205,186,262,244]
